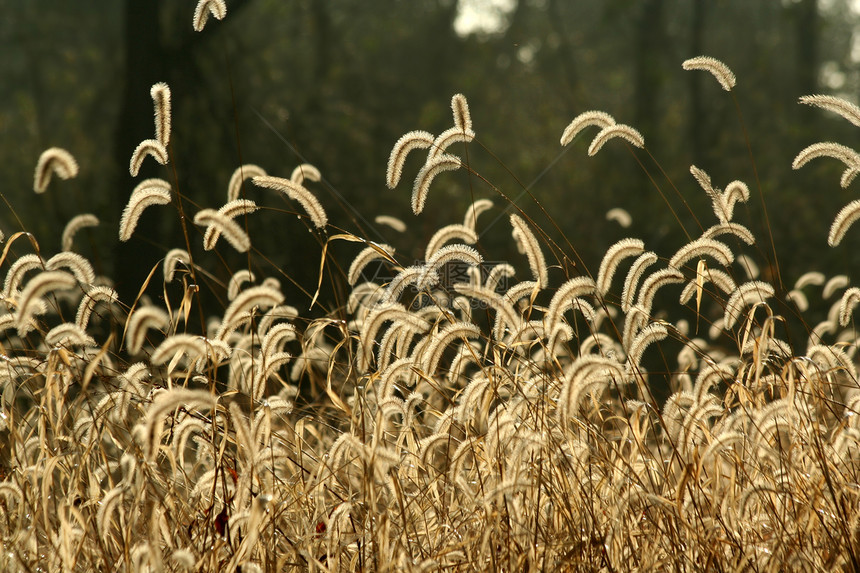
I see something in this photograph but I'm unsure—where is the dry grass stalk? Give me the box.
[4,47,860,573]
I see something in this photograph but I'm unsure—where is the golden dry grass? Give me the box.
[0,14,859,570]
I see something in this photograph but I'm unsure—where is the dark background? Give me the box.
[2,0,858,316]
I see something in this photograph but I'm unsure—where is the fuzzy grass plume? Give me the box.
[2,35,860,573]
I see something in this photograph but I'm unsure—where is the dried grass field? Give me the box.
[2,3,860,571]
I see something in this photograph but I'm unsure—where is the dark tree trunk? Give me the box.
[634,0,664,140]
[794,0,817,98]
[688,0,706,166]
[112,0,166,303]
[633,0,665,204]
[793,0,818,141]
[546,0,583,106]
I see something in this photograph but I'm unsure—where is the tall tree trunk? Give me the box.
[112,0,166,303]
[633,0,664,139]
[633,0,665,202]
[688,0,706,166]
[546,0,583,106]
[794,0,817,98]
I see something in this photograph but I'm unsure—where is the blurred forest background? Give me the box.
[2,0,860,312]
